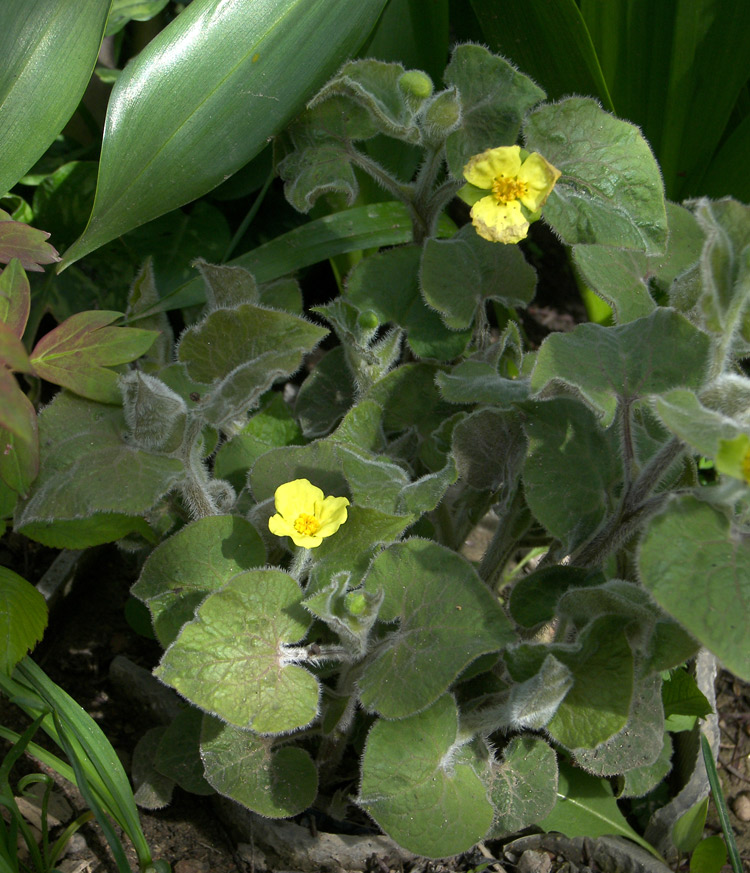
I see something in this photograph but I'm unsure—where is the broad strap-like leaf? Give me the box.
[59,0,388,267]
[0,0,111,196]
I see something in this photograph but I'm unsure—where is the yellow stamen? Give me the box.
[492,176,528,204]
[294,513,321,536]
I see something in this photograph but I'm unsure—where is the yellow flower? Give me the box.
[461,145,561,244]
[268,478,349,548]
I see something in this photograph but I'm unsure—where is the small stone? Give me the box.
[62,832,88,856]
[733,792,750,821]
[517,848,553,873]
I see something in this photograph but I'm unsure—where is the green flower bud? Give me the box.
[421,88,462,145]
[345,591,368,616]
[357,309,379,330]
[398,70,433,101]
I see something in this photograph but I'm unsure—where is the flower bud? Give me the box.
[120,371,187,453]
[398,70,434,113]
[421,88,462,144]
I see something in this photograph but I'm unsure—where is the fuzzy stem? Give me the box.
[478,488,533,591]
[288,547,313,584]
[178,415,219,519]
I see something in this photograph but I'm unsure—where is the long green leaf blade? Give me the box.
[470,0,613,111]
[0,0,112,196]
[60,0,388,269]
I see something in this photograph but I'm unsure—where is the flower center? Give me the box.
[492,175,528,204]
[294,513,321,536]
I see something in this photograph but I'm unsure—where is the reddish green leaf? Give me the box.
[0,410,40,497]
[0,211,60,272]
[0,259,30,338]
[30,310,158,403]
[0,368,36,448]
[0,322,33,373]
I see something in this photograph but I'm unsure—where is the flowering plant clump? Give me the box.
[459,145,560,243]
[268,478,349,547]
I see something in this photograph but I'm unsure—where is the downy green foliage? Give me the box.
[10,41,749,860]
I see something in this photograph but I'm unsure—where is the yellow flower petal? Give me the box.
[470,196,529,244]
[518,152,561,212]
[274,479,324,519]
[268,478,349,548]
[463,145,522,190]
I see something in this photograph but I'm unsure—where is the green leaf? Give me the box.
[132,515,267,647]
[509,566,605,629]
[15,393,182,548]
[662,667,713,734]
[471,0,613,110]
[0,322,32,373]
[358,695,494,858]
[60,0,388,267]
[524,97,668,253]
[486,736,558,837]
[105,0,169,37]
[530,309,712,425]
[153,201,450,315]
[346,245,471,360]
[573,202,703,323]
[360,539,515,718]
[573,675,666,777]
[670,198,750,370]
[539,760,661,857]
[452,407,527,492]
[295,346,356,439]
[0,0,111,197]
[177,303,327,428]
[200,716,317,818]
[156,569,319,733]
[30,311,157,403]
[0,259,31,337]
[0,215,60,271]
[310,59,424,143]
[639,495,750,681]
[437,360,529,407]
[133,727,174,809]
[443,44,545,178]
[0,390,38,498]
[619,732,673,799]
[652,389,739,460]
[213,394,303,492]
[421,224,537,330]
[506,616,635,750]
[522,398,619,548]
[154,707,213,796]
[0,567,47,674]
[673,796,709,854]
[689,835,727,873]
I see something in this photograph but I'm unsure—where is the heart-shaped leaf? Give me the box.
[156,569,319,734]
